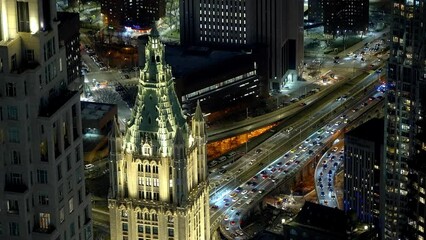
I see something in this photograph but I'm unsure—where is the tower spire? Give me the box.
[194,100,204,122]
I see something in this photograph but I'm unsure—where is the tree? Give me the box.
[92,88,123,105]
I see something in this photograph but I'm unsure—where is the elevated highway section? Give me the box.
[208,70,386,239]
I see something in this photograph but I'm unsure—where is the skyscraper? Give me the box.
[108,27,210,240]
[344,118,383,228]
[101,0,165,28]
[323,0,369,36]
[180,0,304,91]
[380,0,426,239]
[0,0,92,239]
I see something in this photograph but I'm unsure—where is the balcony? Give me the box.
[5,182,28,193]
[39,90,78,117]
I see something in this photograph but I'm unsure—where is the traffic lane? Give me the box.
[211,73,383,236]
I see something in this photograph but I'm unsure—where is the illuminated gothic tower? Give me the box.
[108,27,210,240]
[0,0,92,239]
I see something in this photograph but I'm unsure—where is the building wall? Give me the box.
[323,0,369,36]
[180,0,304,91]
[381,0,426,239]
[308,0,323,22]
[344,135,381,227]
[0,0,92,239]
[101,0,165,28]
[57,12,81,88]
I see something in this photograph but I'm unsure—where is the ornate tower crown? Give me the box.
[124,23,187,158]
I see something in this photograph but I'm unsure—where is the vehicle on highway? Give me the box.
[85,164,94,170]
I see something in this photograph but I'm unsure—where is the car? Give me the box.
[230,192,238,198]
[320,184,323,189]
[321,191,325,197]
[236,211,241,216]
[211,205,219,210]
[255,148,263,154]
[219,156,227,162]
[230,221,236,225]
[235,187,243,193]
[225,226,230,230]
[228,151,237,157]
[332,147,338,152]
[246,199,253,205]
[85,164,95,170]
[328,170,333,175]
[230,207,235,211]
[241,190,248,195]
[219,169,227,174]
[224,216,229,221]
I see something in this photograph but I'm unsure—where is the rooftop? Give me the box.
[286,201,349,237]
[346,118,384,144]
[81,101,116,121]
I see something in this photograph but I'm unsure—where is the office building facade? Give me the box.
[101,0,165,28]
[108,28,210,240]
[344,118,383,228]
[57,12,81,88]
[0,0,92,239]
[180,0,304,91]
[323,0,369,36]
[380,0,426,239]
[308,0,323,23]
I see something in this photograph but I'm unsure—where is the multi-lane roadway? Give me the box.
[208,77,386,239]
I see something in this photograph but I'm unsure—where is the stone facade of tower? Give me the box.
[108,27,210,240]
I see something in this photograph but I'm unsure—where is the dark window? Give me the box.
[6,83,16,97]
[26,50,34,62]
[17,1,30,32]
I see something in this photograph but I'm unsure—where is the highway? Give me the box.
[208,73,386,239]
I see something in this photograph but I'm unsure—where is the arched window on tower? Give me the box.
[142,143,151,156]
